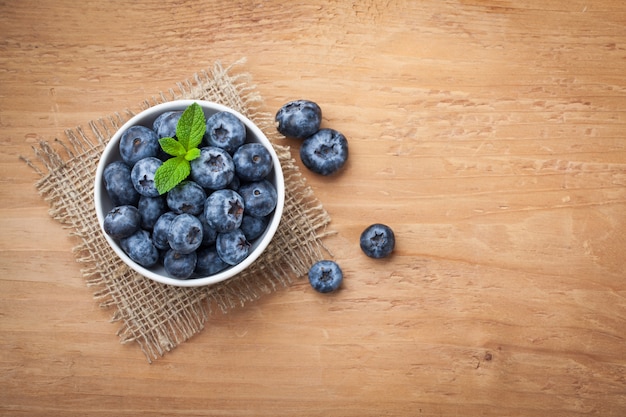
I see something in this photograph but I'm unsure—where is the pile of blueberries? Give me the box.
[275,100,396,293]
[102,109,278,280]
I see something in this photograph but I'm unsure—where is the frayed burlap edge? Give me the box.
[21,59,334,363]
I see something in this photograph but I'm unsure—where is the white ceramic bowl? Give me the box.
[94,100,285,287]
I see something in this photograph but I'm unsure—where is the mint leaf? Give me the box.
[184,147,201,161]
[154,156,190,195]
[159,137,187,157]
[176,102,206,150]
[154,102,207,194]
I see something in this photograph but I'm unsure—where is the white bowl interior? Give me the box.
[94,100,285,287]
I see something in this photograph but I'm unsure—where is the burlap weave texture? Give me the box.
[23,61,333,362]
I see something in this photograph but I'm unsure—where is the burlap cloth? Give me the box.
[22,60,334,363]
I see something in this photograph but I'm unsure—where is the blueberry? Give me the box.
[238,180,278,218]
[190,146,235,190]
[275,100,322,139]
[103,205,141,240]
[119,125,160,166]
[308,260,343,293]
[119,229,159,268]
[226,174,240,191]
[233,143,273,182]
[195,245,229,276]
[197,212,218,246]
[240,214,269,241]
[152,110,183,139]
[166,181,207,215]
[163,249,197,280]
[300,128,348,176]
[130,157,162,197]
[137,196,167,230]
[205,111,246,154]
[360,223,395,259]
[216,228,250,266]
[152,211,177,250]
[103,161,140,206]
[167,213,203,254]
[203,189,245,233]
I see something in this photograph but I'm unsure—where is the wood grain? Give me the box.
[1,1,625,416]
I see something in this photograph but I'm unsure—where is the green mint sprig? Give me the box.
[154,102,205,194]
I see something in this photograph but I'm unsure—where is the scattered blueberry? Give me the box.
[119,229,159,268]
[216,228,250,266]
[163,249,197,280]
[152,211,177,251]
[103,205,141,240]
[203,189,245,233]
[240,214,269,241]
[166,181,206,215]
[167,213,203,254]
[205,111,246,154]
[195,246,229,276]
[238,180,278,218]
[190,146,235,190]
[275,100,322,139]
[300,128,348,176]
[137,196,167,230]
[130,157,162,197]
[103,161,140,206]
[233,142,273,182]
[308,260,343,293]
[119,125,160,166]
[360,223,395,259]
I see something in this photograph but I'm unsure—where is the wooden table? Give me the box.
[1,1,625,415]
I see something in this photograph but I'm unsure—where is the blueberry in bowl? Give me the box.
[94,100,285,287]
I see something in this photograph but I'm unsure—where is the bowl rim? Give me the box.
[94,99,285,287]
